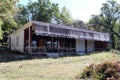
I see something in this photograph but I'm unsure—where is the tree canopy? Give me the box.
[89,0,120,49]
[0,0,73,43]
[0,0,18,14]
[59,7,73,24]
[0,0,18,40]
[15,0,73,25]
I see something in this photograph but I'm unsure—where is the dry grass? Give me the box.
[0,52,119,80]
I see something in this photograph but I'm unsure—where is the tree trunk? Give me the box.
[111,34,115,49]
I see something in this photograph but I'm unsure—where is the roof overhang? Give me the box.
[33,21,110,42]
[9,21,110,42]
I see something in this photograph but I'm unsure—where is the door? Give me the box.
[38,39,46,52]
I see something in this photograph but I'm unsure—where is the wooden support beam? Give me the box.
[57,37,59,53]
[28,27,31,53]
[61,37,63,53]
[85,39,87,54]
[51,36,53,52]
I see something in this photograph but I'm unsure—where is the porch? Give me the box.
[24,26,76,57]
[23,21,109,57]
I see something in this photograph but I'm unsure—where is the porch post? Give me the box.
[64,38,66,52]
[51,36,53,52]
[57,37,59,53]
[85,39,87,54]
[28,26,31,53]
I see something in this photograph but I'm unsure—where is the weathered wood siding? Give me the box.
[10,30,24,52]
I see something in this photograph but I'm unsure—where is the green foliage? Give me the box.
[16,0,73,25]
[79,61,120,80]
[111,49,120,54]
[59,7,73,24]
[80,64,96,79]
[2,16,17,33]
[0,0,19,40]
[0,0,19,14]
[16,4,29,25]
[0,19,3,40]
[1,16,17,43]
[88,0,120,49]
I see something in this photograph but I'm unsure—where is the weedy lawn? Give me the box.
[0,52,119,80]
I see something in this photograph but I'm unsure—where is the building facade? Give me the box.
[8,21,110,57]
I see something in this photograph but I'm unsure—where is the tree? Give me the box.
[88,0,120,49]
[0,0,18,42]
[16,0,73,25]
[0,0,18,14]
[0,19,3,40]
[15,4,29,25]
[59,7,73,24]
[16,0,59,24]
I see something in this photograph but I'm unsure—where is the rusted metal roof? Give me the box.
[33,21,110,42]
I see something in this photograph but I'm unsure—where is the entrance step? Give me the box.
[46,53,60,58]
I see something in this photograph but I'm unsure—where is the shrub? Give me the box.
[111,49,120,54]
[78,61,120,80]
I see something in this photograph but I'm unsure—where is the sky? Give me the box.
[19,0,120,22]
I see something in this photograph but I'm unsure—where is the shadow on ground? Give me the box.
[0,50,30,62]
[0,50,51,63]
[0,49,112,63]
[0,50,83,63]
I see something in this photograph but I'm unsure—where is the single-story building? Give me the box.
[8,21,110,57]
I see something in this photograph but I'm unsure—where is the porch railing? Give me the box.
[25,47,76,54]
[95,48,107,51]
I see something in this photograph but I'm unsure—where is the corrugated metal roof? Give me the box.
[33,21,110,42]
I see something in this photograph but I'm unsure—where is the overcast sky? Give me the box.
[19,0,120,22]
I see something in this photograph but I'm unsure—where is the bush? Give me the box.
[78,61,120,80]
[111,49,120,54]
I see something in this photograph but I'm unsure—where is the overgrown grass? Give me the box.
[0,52,119,80]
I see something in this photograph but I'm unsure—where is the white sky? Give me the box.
[19,0,120,22]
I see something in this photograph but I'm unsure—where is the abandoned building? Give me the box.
[8,21,110,57]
